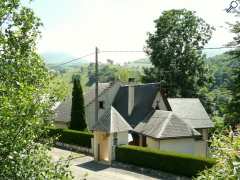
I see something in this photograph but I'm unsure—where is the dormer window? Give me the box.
[99,101,104,109]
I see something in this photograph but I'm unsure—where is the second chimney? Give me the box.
[128,78,135,116]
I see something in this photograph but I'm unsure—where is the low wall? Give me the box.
[56,141,93,155]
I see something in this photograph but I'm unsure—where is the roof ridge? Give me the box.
[121,82,160,87]
[171,113,200,136]
[167,98,200,100]
[157,112,172,138]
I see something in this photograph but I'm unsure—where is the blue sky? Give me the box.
[26,0,237,63]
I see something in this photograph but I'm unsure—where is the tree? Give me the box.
[225,67,240,127]
[196,132,240,179]
[0,1,72,179]
[224,13,240,128]
[143,9,214,98]
[70,76,87,131]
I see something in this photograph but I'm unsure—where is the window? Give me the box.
[99,101,104,109]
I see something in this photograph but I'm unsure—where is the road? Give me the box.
[51,147,189,180]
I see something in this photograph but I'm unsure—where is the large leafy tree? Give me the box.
[225,67,240,127]
[70,75,87,131]
[225,14,240,128]
[143,9,214,97]
[0,0,72,179]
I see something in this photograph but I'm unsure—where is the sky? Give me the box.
[26,0,238,64]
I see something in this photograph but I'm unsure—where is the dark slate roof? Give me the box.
[113,83,160,127]
[92,106,132,133]
[168,98,214,129]
[54,96,72,122]
[134,110,200,139]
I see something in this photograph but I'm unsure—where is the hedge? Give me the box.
[116,145,216,177]
[48,128,93,148]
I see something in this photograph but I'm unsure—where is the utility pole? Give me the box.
[95,47,99,125]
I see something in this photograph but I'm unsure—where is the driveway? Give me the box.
[51,147,189,180]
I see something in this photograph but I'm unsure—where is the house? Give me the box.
[54,81,214,163]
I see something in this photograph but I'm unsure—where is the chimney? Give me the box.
[128,78,135,116]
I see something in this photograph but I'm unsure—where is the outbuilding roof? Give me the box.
[167,98,214,129]
[134,110,200,139]
[92,106,132,133]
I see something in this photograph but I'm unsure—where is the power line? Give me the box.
[51,46,238,67]
[101,50,145,53]
[102,46,238,52]
[203,46,237,50]
[52,52,95,67]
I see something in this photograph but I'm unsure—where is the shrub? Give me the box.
[48,128,93,148]
[116,145,216,177]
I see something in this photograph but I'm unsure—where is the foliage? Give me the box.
[225,66,240,127]
[49,128,93,148]
[0,0,72,179]
[196,133,240,179]
[224,13,240,128]
[86,63,142,86]
[116,145,215,177]
[206,53,234,90]
[70,76,87,131]
[142,9,214,98]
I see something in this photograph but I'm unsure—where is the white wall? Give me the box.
[146,137,207,157]
[195,140,207,157]
[94,131,129,163]
[159,138,195,155]
[94,131,111,162]
[111,131,129,161]
[146,137,160,149]
[202,129,208,140]
[117,132,129,145]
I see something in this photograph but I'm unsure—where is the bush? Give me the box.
[116,145,216,177]
[48,128,93,148]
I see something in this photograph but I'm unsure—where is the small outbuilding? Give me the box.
[92,106,132,163]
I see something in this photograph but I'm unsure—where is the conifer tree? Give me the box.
[70,76,87,131]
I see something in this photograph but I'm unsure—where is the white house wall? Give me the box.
[146,137,207,157]
[146,136,160,149]
[117,132,129,145]
[202,129,208,140]
[111,131,129,161]
[159,138,195,155]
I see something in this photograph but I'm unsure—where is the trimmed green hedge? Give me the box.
[116,145,216,177]
[48,128,93,148]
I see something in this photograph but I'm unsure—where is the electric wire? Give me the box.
[52,46,238,67]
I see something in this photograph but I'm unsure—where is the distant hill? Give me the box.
[41,52,89,65]
[126,58,151,68]
[203,48,231,57]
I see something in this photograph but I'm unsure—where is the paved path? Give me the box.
[51,148,189,180]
